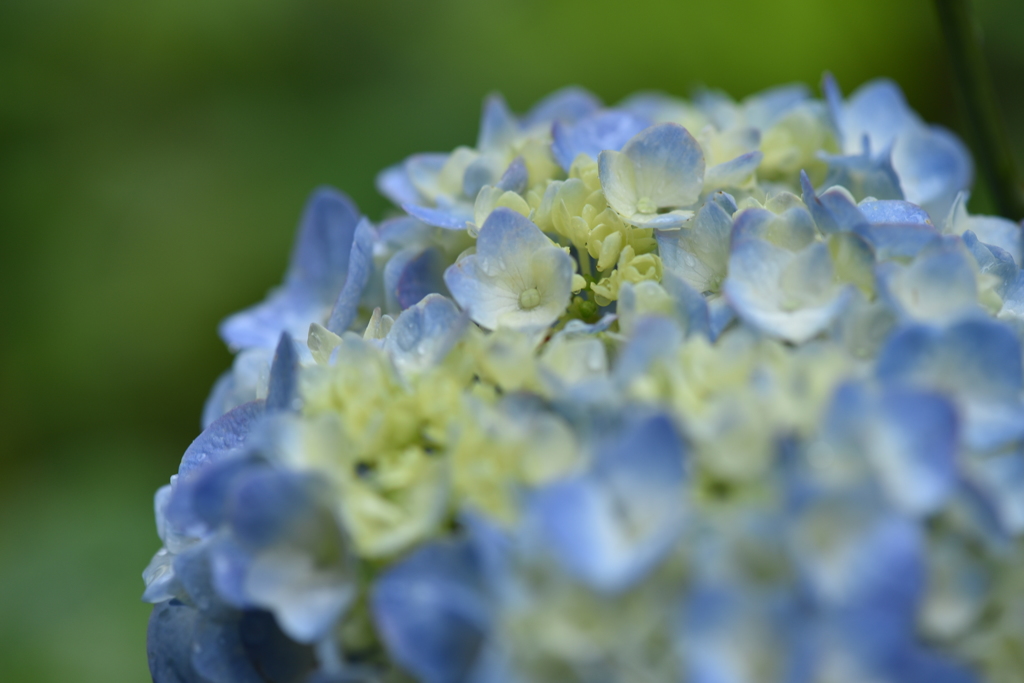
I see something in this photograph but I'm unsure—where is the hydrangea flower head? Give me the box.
[145,75,1024,683]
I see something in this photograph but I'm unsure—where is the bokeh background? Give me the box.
[1,0,1022,680]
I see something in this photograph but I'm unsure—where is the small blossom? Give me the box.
[444,208,575,330]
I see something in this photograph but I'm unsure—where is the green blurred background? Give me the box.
[1,0,1022,680]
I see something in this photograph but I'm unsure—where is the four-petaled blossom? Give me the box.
[444,207,575,330]
[599,123,706,228]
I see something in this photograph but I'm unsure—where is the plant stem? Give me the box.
[933,0,1024,220]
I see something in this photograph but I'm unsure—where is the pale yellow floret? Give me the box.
[759,105,838,183]
[619,329,856,481]
[473,185,532,235]
[293,338,472,557]
[590,246,664,305]
[450,399,580,524]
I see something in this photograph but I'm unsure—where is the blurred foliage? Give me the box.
[0,0,1021,681]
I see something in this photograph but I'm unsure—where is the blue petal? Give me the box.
[377,215,436,249]
[872,387,959,515]
[795,502,925,644]
[462,156,505,198]
[962,213,1022,267]
[820,149,904,202]
[708,296,736,340]
[221,469,355,642]
[962,230,1017,295]
[618,91,688,123]
[742,82,810,128]
[658,199,732,293]
[613,316,684,382]
[265,333,299,413]
[554,313,617,338]
[858,199,931,225]
[522,86,602,128]
[885,648,980,683]
[723,239,853,343]
[201,348,275,429]
[999,270,1024,321]
[172,544,231,615]
[444,208,572,330]
[477,93,517,154]
[285,187,362,298]
[599,123,706,218]
[704,150,763,189]
[180,401,265,477]
[219,289,329,353]
[326,218,376,334]
[551,111,650,172]
[730,205,816,251]
[402,201,474,231]
[822,383,959,516]
[383,246,425,313]
[800,171,867,234]
[385,294,469,376]
[147,600,208,683]
[855,222,940,261]
[173,458,255,539]
[968,450,1024,535]
[371,540,489,683]
[877,243,979,323]
[466,201,548,256]
[405,153,450,202]
[876,319,1023,402]
[678,584,809,683]
[661,273,712,338]
[831,78,919,155]
[376,162,421,206]
[495,156,528,194]
[219,188,361,352]
[892,124,973,221]
[192,612,267,683]
[395,247,448,310]
[528,414,686,592]
[226,469,325,550]
[237,610,317,683]
[202,371,238,430]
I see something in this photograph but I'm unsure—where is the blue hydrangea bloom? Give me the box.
[148,77,1024,683]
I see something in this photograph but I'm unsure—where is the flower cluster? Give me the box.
[145,77,1024,683]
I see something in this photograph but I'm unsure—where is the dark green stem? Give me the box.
[934,0,1024,221]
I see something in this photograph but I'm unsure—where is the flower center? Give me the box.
[636,196,657,214]
[518,287,541,310]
